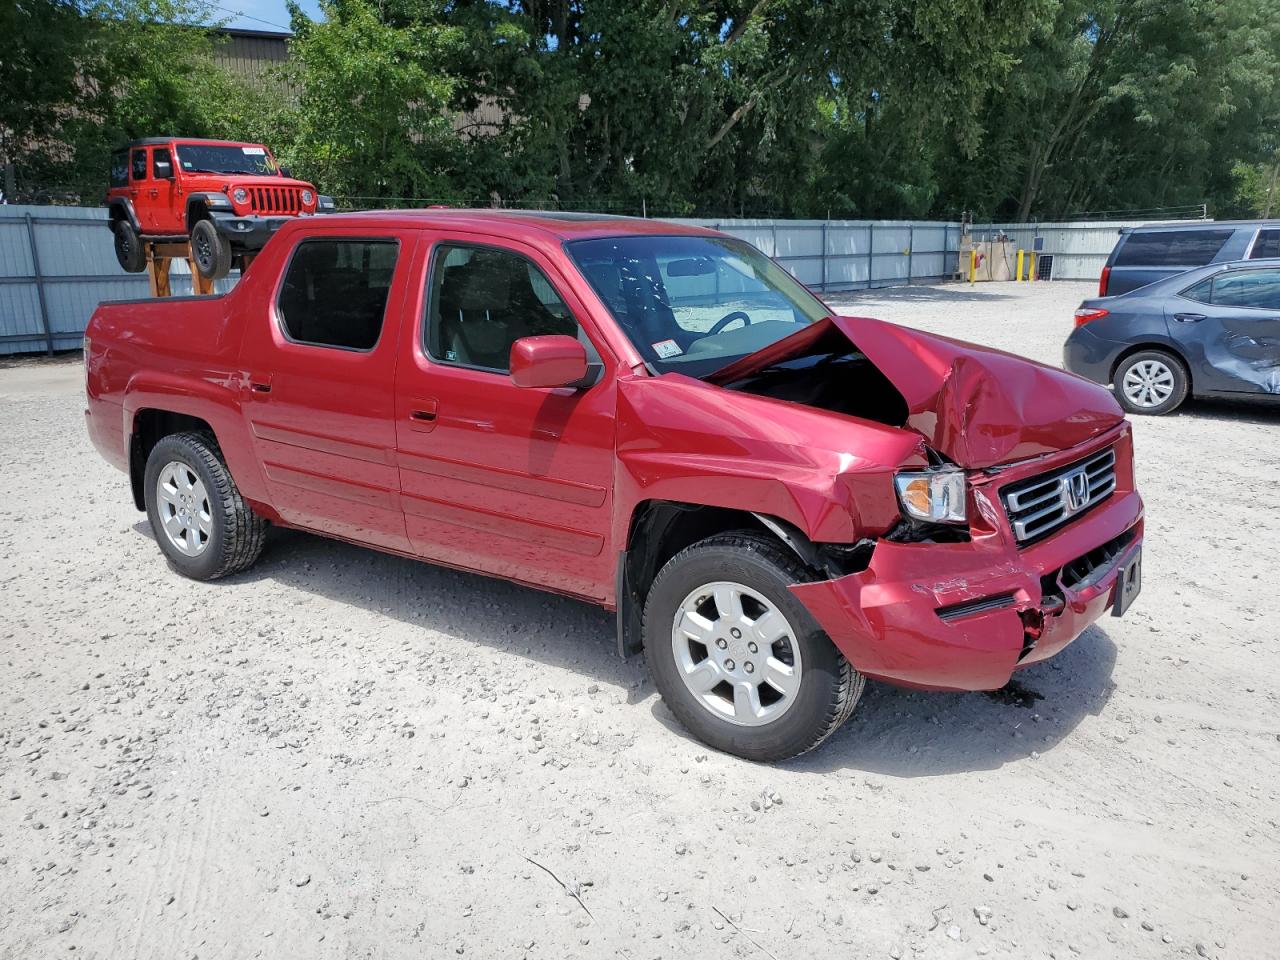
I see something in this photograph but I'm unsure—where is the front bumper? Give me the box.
[209,212,294,251]
[791,428,1143,691]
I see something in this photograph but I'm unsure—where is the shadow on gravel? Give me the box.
[1175,396,1280,426]
[826,285,1019,306]
[192,525,650,700]
[788,624,1118,777]
[133,521,1118,764]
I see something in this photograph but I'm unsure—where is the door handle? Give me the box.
[1173,313,1205,323]
[244,372,273,394]
[250,382,272,393]
[406,398,439,432]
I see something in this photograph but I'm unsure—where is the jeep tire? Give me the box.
[643,531,864,762]
[113,218,145,273]
[190,218,232,281]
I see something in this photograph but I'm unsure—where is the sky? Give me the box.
[208,0,323,32]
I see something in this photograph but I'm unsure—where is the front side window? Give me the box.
[174,142,280,176]
[425,244,588,372]
[277,239,399,350]
[1113,229,1234,268]
[1249,229,1280,260]
[130,149,148,181]
[1208,269,1280,310]
[567,235,827,377]
[152,148,172,177]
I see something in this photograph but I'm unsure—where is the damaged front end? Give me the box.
[789,428,1143,691]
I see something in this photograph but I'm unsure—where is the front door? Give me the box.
[1170,267,1280,395]
[393,235,618,600]
[150,146,179,235]
[238,229,417,551]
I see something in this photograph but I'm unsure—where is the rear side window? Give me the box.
[1249,229,1280,260]
[130,149,148,181]
[1208,269,1280,310]
[277,239,399,350]
[109,151,129,187]
[1113,229,1234,268]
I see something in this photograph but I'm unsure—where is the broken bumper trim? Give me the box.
[789,490,1144,692]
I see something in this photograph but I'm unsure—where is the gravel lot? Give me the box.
[2,280,1278,959]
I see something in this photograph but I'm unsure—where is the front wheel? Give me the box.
[189,218,231,281]
[1113,349,1189,415]
[643,531,864,762]
[143,431,266,580]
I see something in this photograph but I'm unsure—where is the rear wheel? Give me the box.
[113,219,145,273]
[1113,349,1188,415]
[643,532,864,762]
[143,431,266,580]
[189,218,231,281]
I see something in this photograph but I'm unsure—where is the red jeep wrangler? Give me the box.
[107,137,334,281]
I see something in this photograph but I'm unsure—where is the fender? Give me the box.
[186,192,233,224]
[107,198,140,232]
[122,369,271,510]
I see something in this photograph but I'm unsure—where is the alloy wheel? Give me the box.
[156,461,212,557]
[670,581,803,727]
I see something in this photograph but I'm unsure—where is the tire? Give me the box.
[1112,349,1189,415]
[143,430,266,580]
[113,219,145,273]
[189,218,231,281]
[643,531,864,762]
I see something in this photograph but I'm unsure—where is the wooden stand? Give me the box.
[144,240,255,297]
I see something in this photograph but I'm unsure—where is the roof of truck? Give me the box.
[310,208,722,241]
[114,137,270,150]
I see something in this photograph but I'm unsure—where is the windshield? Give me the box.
[566,234,828,377]
[173,143,281,176]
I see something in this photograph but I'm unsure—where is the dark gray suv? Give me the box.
[1066,259,1280,414]
[1100,221,1280,297]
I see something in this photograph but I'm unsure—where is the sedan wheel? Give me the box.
[1112,349,1189,415]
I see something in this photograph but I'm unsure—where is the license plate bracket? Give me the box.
[1111,548,1142,617]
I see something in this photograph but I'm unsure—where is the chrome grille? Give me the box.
[249,186,303,214]
[1002,447,1116,544]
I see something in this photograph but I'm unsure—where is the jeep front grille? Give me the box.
[248,186,304,214]
[1001,446,1116,544]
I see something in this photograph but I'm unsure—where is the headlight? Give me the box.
[301,189,314,205]
[894,467,967,524]
[232,188,248,204]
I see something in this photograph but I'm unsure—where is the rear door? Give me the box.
[1108,227,1237,295]
[129,147,151,231]
[238,228,417,550]
[392,233,618,600]
[1168,268,1280,395]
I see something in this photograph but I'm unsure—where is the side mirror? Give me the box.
[279,165,292,178]
[154,160,173,179]
[510,335,588,389]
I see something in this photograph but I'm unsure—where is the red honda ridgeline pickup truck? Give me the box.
[85,211,1144,761]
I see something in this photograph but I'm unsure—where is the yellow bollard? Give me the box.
[1028,251,1037,282]
[1017,249,1025,282]
[969,249,977,283]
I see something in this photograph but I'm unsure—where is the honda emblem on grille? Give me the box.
[1061,468,1091,514]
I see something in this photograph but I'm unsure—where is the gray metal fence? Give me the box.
[0,205,237,355]
[0,204,1179,356]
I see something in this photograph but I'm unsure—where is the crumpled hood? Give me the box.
[710,314,1124,469]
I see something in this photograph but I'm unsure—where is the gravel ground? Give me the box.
[2,280,1278,959]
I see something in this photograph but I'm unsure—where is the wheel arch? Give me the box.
[108,198,139,232]
[615,500,855,657]
[1109,341,1193,394]
[129,409,218,511]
